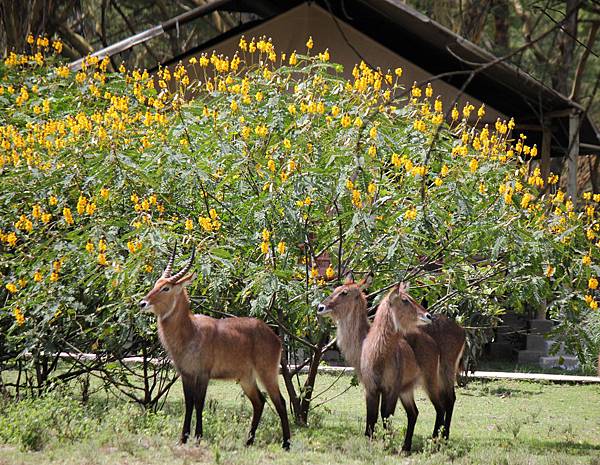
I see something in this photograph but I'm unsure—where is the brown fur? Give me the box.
[140,274,290,449]
[318,278,465,451]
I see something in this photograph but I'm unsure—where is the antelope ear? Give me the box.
[175,273,197,286]
[358,272,373,290]
[344,272,355,285]
[397,281,409,293]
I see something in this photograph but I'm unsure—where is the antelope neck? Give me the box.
[335,302,370,372]
[158,292,194,348]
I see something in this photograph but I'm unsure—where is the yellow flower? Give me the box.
[50,272,59,282]
[351,189,362,208]
[277,241,286,255]
[144,264,153,273]
[33,270,43,282]
[127,241,137,254]
[260,241,269,254]
[185,218,194,230]
[404,207,417,221]
[433,177,443,187]
[368,182,377,195]
[530,145,538,157]
[98,238,107,252]
[519,193,532,209]
[13,307,25,326]
[369,126,378,139]
[341,115,351,128]
[97,253,108,266]
[5,283,17,294]
[353,117,363,128]
[63,207,74,225]
[591,300,599,310]
[425,83,433,98]
[49,195,58,205]
[582,255,592,266]
[451,106,459,121]
[262,228,271,242]
[368,145,377,157]
[545,265,555,277]
[283,138,291,150]
[589,277,598,290]
[306,36,314,50]
[411,83,421,98]
[85,241,94,253]
[325,265,335,279]
[469,158,478,173]
[310,266,319,279]
[477,104,485,119]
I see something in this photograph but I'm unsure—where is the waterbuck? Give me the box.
[139,245,291,449]
[318,276,464,451]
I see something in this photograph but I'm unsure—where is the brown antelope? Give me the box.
[139,245,291,449]
[317,276,465,451]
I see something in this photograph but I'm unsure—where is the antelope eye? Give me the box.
[161,286,171,292]
[341,290,349,296]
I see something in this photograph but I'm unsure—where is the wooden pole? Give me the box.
[541,119,552,182]
[567,110,580,199]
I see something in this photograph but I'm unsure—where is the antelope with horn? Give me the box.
[139,244,291,449]
[317,275,464,452]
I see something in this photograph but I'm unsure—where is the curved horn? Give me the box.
[162,242,177,278]
[168,245,196,283]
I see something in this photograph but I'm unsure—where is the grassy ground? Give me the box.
[0,373,599,465]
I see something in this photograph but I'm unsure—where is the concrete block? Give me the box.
[539,356,579,370]
[488,342,515,360]
[518,350,544,364]
[526,334,547,351]
[529,319,554,335]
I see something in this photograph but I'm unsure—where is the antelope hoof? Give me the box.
[180,434,189,445]
[282,440,290,451]
[245,436,255,447]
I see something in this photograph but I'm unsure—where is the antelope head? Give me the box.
[317,273,372,321]
[385,282,432,334]
[139,243,196,319]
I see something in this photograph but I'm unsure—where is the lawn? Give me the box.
[0,373,599,465]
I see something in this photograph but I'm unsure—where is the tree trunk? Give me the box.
[491,0,509,52]
[461,0,492,44]
[554,0,579,95]
[0,0,53,53]
[298,332,329,425]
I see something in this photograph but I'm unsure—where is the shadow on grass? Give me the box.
[524,438,600,456]
[461,385,543,398]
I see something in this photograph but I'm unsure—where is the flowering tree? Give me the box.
[0,36,598,420]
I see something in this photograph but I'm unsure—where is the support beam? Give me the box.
[541,120,552,182]
[68,0,234,71]
[567,110,580,199]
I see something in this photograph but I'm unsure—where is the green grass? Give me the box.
[1,373,599,464]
